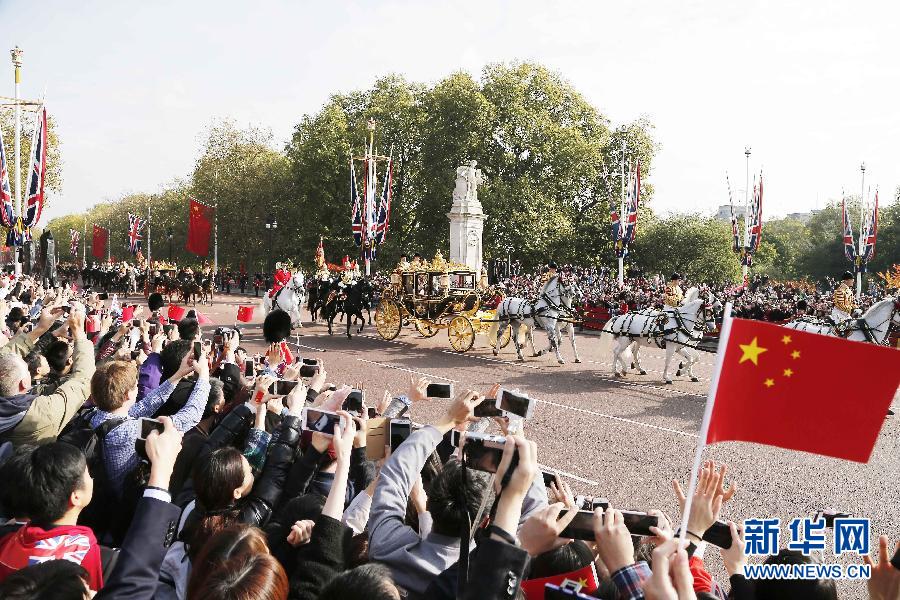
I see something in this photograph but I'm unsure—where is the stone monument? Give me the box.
[447,160,486,272]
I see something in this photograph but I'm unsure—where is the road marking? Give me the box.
[355,358,458,382]
[534,398,698,439]
[538,463,599,486]
[438,351,544,370]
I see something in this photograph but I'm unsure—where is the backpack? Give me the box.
[58,406,126,478]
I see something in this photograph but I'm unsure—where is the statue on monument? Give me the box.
[453,160,485,207]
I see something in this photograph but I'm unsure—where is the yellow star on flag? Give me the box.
[764,378,775,388]
[791,350,801,359]
[738,337,768,365]
[577,578,588,587]
[783,368,794,377]
[781,335,792,345]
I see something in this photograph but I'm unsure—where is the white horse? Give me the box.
[784,296,900,344]
[493,277,579,364]
[262,272,306,328]
[602,287,707,383]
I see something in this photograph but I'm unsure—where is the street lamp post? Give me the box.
[10,47,22,275]
[167,227,173,262]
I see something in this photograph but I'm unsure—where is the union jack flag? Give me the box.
[622,161,640,245]
[841,196,856,264]
[610,206,624,257]
[127,213,144,255]
[0,129,13,228]
[726,175,740,254]
[70,228,80,258]
[859,189,878,267]
[375,156,393,244]
[23,105,47,228]
[350,160,362,246]
[28,533,91,566]
[742,172,763,266]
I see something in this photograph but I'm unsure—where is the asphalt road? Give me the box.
[150,292,900,598]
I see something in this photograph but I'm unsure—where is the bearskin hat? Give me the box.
[841,271,854,281]
[148,293,164,312]
[263,309,293,343]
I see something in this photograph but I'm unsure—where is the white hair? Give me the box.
[0,354,29,397]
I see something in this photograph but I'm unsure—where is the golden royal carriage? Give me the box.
[374,253,512,352]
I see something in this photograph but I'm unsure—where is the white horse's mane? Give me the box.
[683,287,699,304]
[863,296,897,319]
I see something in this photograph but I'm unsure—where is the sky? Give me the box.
[2,0,898,224]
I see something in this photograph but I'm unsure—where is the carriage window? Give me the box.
[416,274,429,296]
[451,273,474,289]
[403,275,415,295]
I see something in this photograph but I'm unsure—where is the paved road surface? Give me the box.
[145,293,900,598]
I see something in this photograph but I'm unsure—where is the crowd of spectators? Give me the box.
[0,271,896,600]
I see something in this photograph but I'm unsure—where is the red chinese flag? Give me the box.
[237,305,254,323]
[167,304,186,322]
[92,225,108,259]
[186,198,214,256]
[706,318,900,463]
[121,305,135,322]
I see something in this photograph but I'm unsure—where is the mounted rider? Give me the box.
[831,271,857,323]
[664,273,685,308]
[339,256,359,287]
[269,262,291,298]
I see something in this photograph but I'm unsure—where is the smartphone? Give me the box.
[367,406,378,419]
[299,364,320,377]
[559,510,596,541]
[389,418,412,452]
[148,324,159,337]
[130,350,141,361]
[541,470,558,488]
[132,319,141,327]
[891,543,900,571]
[301,407,342,437]
[163,324,175,335]
[343,390,364,414]
[620,511,659,537]
[140,417,164,439]
[473,398,503,418]
[450,429,462,448]
[702,520,734,549]
[425,382,453,399]
[302,358,318,366]
[244,359,255,377]
[813,511,850,528]
[193,341,201,360]
[213,334,224,346]
[462,432,515,474]
[497,389,535,419]
[269,380,299,396]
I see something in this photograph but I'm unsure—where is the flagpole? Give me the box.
[677,301,735,544]
[106,223,110,262]
[11,48,22,275]
[617,139,626,286]
[742,147,750,285]
[365,122,375,277]
[856,162,865,298]
[146,205,151,267]
[82,221,86,267]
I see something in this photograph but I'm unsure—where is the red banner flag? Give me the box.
[706,318,900,463]
[167,304,186,322]
[237,305,255,323]
[186,198,214,257]
[92,225,108,260]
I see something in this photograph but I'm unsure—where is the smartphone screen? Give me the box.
[193,341,201,360]
[301,408,341,437]
[474,398,502,418]
[132,319,141,327]
[426,383,453,399]
[621,511,658,537]
[541,470,557,487]
[702,520,734,549]
[498,389,534,419]
[299,364,319,377]
[389,419,412,452]
[559,510,596,541]
[244,359,254,377]
[462,433,511,473]
[302,358,318,366]
[343,390,364,413]
[269,380,299,396]
[367,406,377,419]
[139,418,164,439]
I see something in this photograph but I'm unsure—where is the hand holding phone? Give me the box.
[425,382,453,399]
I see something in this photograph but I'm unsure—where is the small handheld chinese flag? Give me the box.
[120,305,135,322]
[237,306,254,323]
[706,317,900,463]
[167,304,186,322]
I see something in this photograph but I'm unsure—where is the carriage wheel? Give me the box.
[375,299,402,341]
[414,320,440,338]
[448,316,475,353]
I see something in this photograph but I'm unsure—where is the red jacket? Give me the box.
[0,524,104,591]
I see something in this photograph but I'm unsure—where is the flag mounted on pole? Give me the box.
[704,315,899,463]
[350,159,362,247]
[375,152,393,245]
[23,105,48,229]
[859,189,878,269]
[186,198,215,257]
[841,195,856,264]
[742,172,764,267]
[69,229,79,258]
[727,175,740,254]
[127,213,144,255]
[92,225,108,260]
[622,161,640,246]
[0,129,14,229]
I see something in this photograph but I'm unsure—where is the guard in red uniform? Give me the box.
[269,262,291,298]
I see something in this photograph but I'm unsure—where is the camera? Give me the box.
[134,418,165,460]
[388,418,412,453]
[299,364,320,377]
[343,389,365,415]
[300,408,343,437]
[559,509,658,540]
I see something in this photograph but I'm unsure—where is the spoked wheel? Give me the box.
[486,321,513,349]
[448,316,475,353]
[375,299,402,341]
[415,319,440,338]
